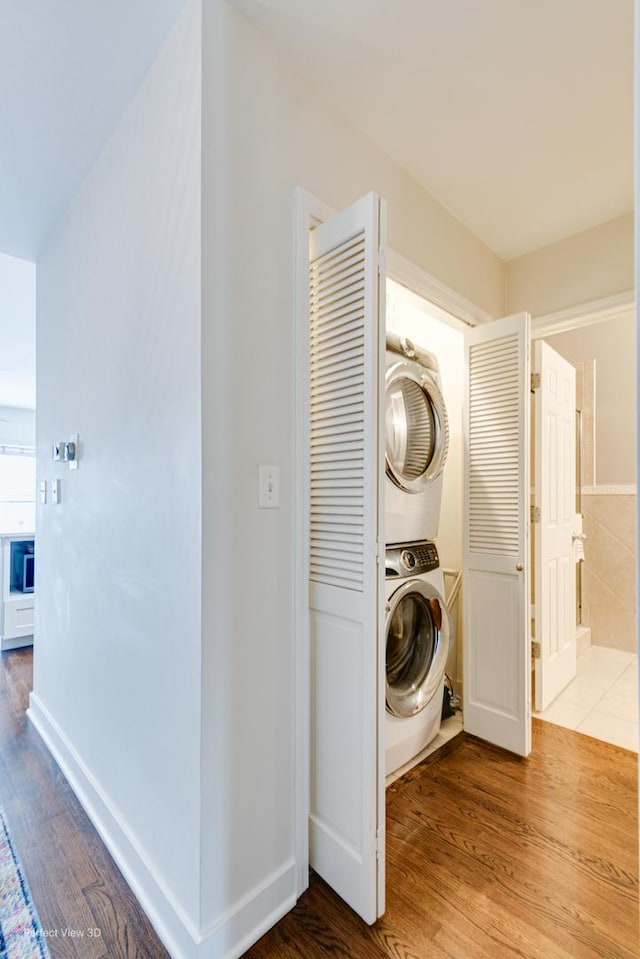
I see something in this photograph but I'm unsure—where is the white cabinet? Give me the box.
[1,534,35,651]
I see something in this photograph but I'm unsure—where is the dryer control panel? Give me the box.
[385,540,439,579]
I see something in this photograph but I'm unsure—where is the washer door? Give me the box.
[386,579,450,718]
[385,359,449,493]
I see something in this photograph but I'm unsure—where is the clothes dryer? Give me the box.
[385,540,450,778]
[385,333,449,544]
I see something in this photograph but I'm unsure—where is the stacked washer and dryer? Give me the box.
[384,332,452,777]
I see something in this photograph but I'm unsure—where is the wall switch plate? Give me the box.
[52,478,60,504]
[259,465,280,508]
[40,481,47,505]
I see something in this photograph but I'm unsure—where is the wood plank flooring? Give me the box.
[1,648,638,959]
[247,721,638,959]
[0,648,170,959]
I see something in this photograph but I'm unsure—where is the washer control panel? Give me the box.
[385,540,440,579]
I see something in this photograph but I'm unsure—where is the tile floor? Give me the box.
[535,645,638,752]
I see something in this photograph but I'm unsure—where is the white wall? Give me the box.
[0,406,35,447]
[506,213,634,317]
[0,407,36,532]
[32,0,203,947]
[0,252,36,410]
[199,2,505,950]
[545,315,636,486]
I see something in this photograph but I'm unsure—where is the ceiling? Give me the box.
[0,0,631,266]
[0,0,185,410]
[233,0,633,260]
[0,0,186,263]
[0,0,632,409]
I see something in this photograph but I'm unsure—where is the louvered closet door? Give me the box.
[463,313,531,756]
[308,193,385,925]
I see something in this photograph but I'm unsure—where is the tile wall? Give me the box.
[581,491,637,652]
[575,357,636,653]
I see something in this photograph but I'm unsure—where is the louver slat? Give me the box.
[468,334,521,556]
[309,230,367,591]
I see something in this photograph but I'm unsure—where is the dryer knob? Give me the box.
[401,549,416,571]
[400,336,416,359]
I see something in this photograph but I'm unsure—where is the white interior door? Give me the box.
[533,340,577,711]
[463,313,531,757]
[308,192,385,924]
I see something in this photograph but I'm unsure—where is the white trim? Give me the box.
[581,485,637,495]
[197,861,296,959]
[387,249,494,328]
[292,187,331,898]
[531,290,635,339]
[28,694,297,959]
[28,693,199,959]
[0,444,36,457]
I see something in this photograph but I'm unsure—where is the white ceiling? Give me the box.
[0,0,185,409]
[0,0,632,408]
[0,0,186,263]
[233,0,634,260]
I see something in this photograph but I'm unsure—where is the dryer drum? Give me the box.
[386,377,436,479]
[385,581,450,719]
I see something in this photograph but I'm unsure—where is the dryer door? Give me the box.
[385,359,449,493]
[386,579,450,718]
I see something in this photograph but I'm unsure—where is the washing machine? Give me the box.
[385,333,449,544]
[385,540,451,777]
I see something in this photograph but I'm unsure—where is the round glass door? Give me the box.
[385,362,448,493]
[386,581,450,718]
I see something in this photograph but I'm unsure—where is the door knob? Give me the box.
[572,532,587,541]
[516,563,524,572]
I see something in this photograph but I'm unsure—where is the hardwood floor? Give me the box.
[0,648,170,959]
[247,722,638,959]
[1,649,638,959]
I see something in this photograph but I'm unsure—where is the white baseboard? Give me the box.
[1,635,33,651]
[28,694,297,959]
[576,625,592,656]
[28,693,199,958]
[199,861,296,959]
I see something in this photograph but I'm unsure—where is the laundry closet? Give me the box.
[383,279,465,778]
[303,190,577,928]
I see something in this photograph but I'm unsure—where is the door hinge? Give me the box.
[530,505,540,523]
[375,536,384,565]
[531,640,541,660]
[375,827,383,860]
[377,248,387,276]
[531,372,541,391]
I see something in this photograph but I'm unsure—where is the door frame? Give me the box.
[292,186,496,895]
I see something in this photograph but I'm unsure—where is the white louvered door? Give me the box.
[463,313,531,756]
[308,193,385,924]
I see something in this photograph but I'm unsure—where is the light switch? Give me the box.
[259,465,280,508]
[52,478,60,504]
[40,481,47,505]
